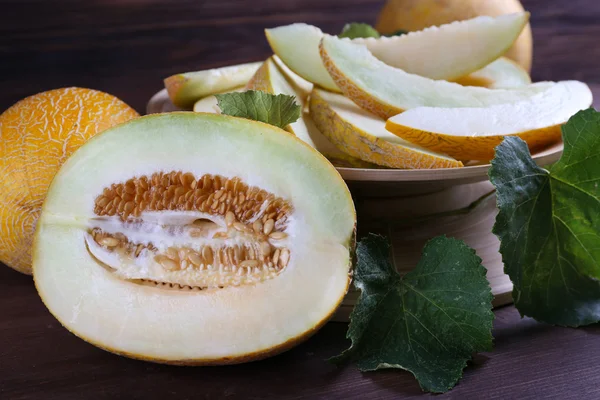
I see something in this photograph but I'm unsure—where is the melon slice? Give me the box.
[385,81,593,160]
[33,112,355,364]
[319,34,553,119]
[455,57,531,89]
[309,89,462,169]
[164,62,262,109]
[265,14,528,92]
[193,87,245,113]
[352,13,529,81]
[246,57,374,168]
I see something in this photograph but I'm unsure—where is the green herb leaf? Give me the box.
[339,23,381,39]
[215,90,301,129]
[333,234,493,393]
[385,29,408,37]
[490,108,600,327]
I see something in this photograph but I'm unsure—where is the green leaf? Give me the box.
[490,108,600,327]
[215,90,301,129]
[385,29,408,37]
[334,234,493,393]
[339,23,381,39]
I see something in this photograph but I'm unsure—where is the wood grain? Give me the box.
[2,0,600,398]
[3,264,600,400]
[1,0,599,113]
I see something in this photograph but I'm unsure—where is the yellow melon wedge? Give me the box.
[319,34,553,119]
[266,14,528,92]
[309,89,462,169]
[385,81,593,161]
[246,57,375,168]
[164,62,262,109]
[456,57,531,89]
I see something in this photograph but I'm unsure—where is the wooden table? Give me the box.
[2,0,600,398]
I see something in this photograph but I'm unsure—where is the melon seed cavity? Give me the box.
[86,171,293,290]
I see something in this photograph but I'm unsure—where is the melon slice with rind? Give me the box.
[385,80,593,160]
[246,57,375,168]
[352,13,529,81]
[33,112,355,365]
[266,14,528,92]
[455,57,531,89]
[320,34,554,119]
[165,62,262,109]
[309,89,462,169]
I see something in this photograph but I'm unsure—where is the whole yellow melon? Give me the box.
[0,87,139,275]
[375,0,533,72]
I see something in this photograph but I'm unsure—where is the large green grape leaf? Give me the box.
[333,234,493,393]
[490,108,600,327]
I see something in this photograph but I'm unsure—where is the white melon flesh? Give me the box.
[33,113,355,364]
[266,14,528,92]
[266,24,340,92]
[246,57,374,168]
[385,81,593,160]
[455,57,531,89]
[309,89,462,169]
[320,34,553,119]
[164,62,262,108]
[193,87,245,113]
[353,13,529,81]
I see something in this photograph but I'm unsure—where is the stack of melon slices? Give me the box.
[165,12,593,168]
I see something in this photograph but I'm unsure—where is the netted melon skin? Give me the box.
[0,87,139,275]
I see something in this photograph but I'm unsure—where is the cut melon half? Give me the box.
[33,113,355,364]
[266,14,528,92]
[246,57,375,168]
[385,81,593,160]
[309,89,462,169]
[455,57,531,89]
[320,34,553,119]
[164,62,262,109]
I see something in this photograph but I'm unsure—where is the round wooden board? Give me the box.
[147,88,566,321]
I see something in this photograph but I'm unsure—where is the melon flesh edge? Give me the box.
[320,34,553,118]
[266,24,340,92]
[193,87,245,113]
[309,88,462,169]
[165,62,262,108]
[352,13,529,81]
[34,113,354,362]
[456,57,531,89]
[386,81,592,136]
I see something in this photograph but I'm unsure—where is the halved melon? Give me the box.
[385,81,593,160]
[33,113,355,364]
[164,62,262,109]
[454,57,531,89]
[319,34,553,119]
[309,89,462,169]
[266,14,528,92]
[246,57,375,168]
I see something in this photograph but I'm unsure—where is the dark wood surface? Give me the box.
[2,0,600,399]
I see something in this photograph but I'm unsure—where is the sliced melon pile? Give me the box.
[164,13,593,167]
[34,113,355,364]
